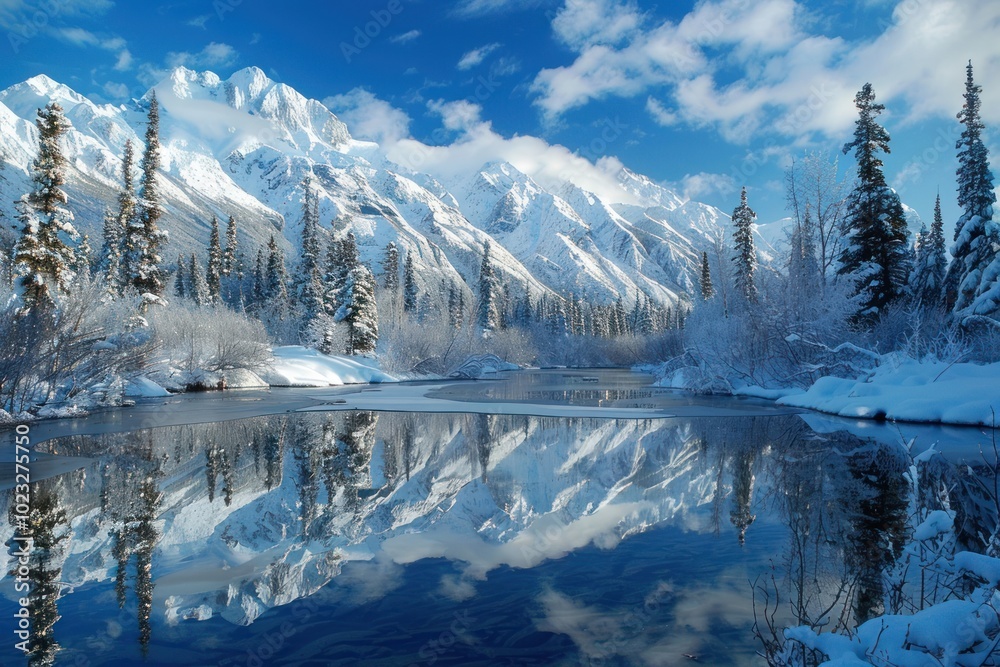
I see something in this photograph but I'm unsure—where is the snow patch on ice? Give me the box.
[260,346,396,387]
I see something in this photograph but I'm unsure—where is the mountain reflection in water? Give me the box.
[2,389,995,666]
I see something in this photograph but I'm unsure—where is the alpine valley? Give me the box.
[0,66,739,309]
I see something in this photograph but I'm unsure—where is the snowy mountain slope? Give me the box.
[0,66,735,306]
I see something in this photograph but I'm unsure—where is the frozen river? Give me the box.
[0,368,995,665]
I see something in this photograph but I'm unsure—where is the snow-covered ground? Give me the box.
[260,346,396,387]
[657,354,1000,428]
[775,355,1000,426]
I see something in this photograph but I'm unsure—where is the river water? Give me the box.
[0,368,996,666]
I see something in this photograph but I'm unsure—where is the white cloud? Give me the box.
[102,81,129,100]
[188,14,212,29]
[670,172,738,201]
[533,0,1000,145]
[390,29,421,44]
[428,98,483,131]
[166,42,239,70]
[645,96,677,126]
[54,27,133,72]
[323,88,412,146]
[552,0,643,48]
[457,42,501,70]
[452,0,544,18]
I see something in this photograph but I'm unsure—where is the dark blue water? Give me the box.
[0,370,993,666]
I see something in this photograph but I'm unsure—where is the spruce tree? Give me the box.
[265,235,289,306]
[100,138,136,297]
[206,216,222,303]
[838,83,910,327]
[13,102,79,311]
[126,92,167,299]
[477,241,500,332]
[335,264,379,355]
[699,251,714,300]
[731,186,758,303]
[252,248,266,309]
[402,251,417,313]
[189,253,210,306]
[381,241,400,291]
[174,254,186,299]
[909,194,948,308]
[295,177,323,312]
[948,62,998,319]
[223,214,238,277]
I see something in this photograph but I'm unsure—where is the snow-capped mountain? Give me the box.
[0,66,732,306]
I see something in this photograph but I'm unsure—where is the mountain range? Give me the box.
[0,66,743,308]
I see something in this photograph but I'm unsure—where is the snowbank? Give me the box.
[260,346,396,387]
[448,354,520,379]
[776,355,1000,426]
[125,376,172,398]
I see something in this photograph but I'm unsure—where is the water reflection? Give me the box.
[1,407,995,665]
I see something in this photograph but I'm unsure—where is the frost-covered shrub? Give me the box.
[150,302,270,376]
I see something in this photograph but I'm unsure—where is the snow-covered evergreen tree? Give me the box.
[477,240,500,333]
[325,231,359,319]
[188,253,210,306]
[13,102,79,311]
[334,264,379,355]
[295,177,323,316]
[838,83,911,328]
[206,216,222,303]
[126,93,167,301]
[699,251,714,300]
[252,248,265,309]
[731,187,758,303]
[402,251,417,314]
[173,254,186,299]
[947,62,998,320]
[100,138,136,297]
[223,215,238,277]
[265,235,289,306]
[909,194,948,308]
[380,241,400,291]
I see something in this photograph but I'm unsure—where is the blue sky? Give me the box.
[1,0,997,230]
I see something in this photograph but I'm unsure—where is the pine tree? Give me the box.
[402,251,417,314]
[699,251,714,300]
[909,193,948,308]
[838,83,911,327]
[126,93,167,299]
[948,62,998,319]
[100,138,136,297]
[295,177,323,314]
[477,241,500,332]
[223,214,238,277]
[174,254,186,299]
[13,102,79,311]
[252,248,266,309]
[189,253,210,306]
[731,186,758,303]
[380,241,400,291]
[334,264,379,355]
[265,235,289,306]
[325,231,360,318]
[206,216,222,303]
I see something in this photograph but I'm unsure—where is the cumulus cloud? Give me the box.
[533,0,1000,145]
[167,42,239,70]
[457,42,501,70]
[323,88,412,146]
[670,172,738,201]
[54,27,132,71]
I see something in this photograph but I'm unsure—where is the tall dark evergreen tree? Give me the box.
[173,254,186,299]
[206,216,222,303]
[334,264,379,355]
[731,186,758,303]
[188,254,210,306]
[380,241,400,291]
[838,83,910,327]
[699,251,714,300]
[100,138,136,297]
[295,177,323,315]
[909,193,948,307]
[126,92,167,299]
[223,214,238,277]
[477,241,500,332]
[265,235,289,306]
[402,251,417,313]
[13,102,79,311]
[252,248,266,309]
[948,62,999,319]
